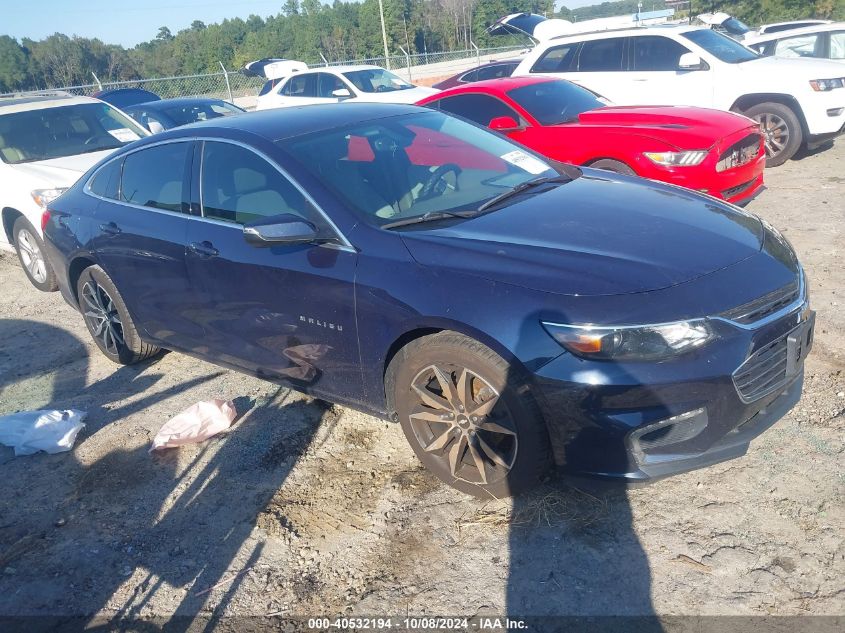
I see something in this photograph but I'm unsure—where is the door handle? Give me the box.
[189,241,219,258]
[99,222,121,235]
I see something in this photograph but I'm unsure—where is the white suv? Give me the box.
[0,93,147,290]
[513,26,845,166]
[256,64,437,110]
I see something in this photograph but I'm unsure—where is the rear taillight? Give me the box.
[41,209,52,232]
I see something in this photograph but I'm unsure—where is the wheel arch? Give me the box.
[67,255,99,306]
[730,93,809,137]
[1,207,25,244]
[381,318,528,416]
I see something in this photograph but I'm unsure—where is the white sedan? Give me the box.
[256,64,437,110]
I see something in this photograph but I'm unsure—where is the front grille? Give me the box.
[732,335,789,402]
[720,282,800,325]
[721,178,757,200]
[716,133,762,172]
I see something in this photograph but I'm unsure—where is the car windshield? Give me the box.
[161,102,242,126]
[342,68,414,93]
[683,29,760,63]
[0,102,146,164]
[507,81,607,126]
[278,111,558,226]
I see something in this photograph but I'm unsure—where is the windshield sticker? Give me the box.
[500,150,548,175]
[107,128,141,142]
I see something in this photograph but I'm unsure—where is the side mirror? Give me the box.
[332,88,352,99]
[243,214,318,247]
[489,116,522,132]
[678,53,707,71]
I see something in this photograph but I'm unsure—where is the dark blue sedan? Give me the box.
[41,103,813,497]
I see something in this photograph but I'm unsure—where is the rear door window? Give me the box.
[577,38,626,71]
[89,159,122,200]
[120,142,191,212]
[531,43,578,73]
[831,31,845,60]
[476,62,518,80]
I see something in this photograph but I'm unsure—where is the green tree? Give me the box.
[0,36,29,92]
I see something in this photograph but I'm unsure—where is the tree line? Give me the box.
[0,0,842,92]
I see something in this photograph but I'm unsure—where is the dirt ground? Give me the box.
[0,141,843,628]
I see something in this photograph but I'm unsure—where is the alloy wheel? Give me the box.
[81,281,125,355]
[16,228,47,284]
[754,112,789,159]
[407,364,517,485]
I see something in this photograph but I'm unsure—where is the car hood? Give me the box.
[400,170,764,297]
[740,55,845,77]
[8,150,115,188]
[574,106,756,149]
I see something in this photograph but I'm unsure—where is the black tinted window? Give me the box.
[317,73,346,97]
[282,74,316,97]
[436,94,519,127]
[259,79,279,96]
[201,142,311,225]
[476,62,518,80]
[459,69,478,83]
[531,44,578,73]
[120,142,189,212]
[507,80,604,125]
[632,36,691,70]
[578,38,625,71]
[89,159,121,199]
[682,29,758,63]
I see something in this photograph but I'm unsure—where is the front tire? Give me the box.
[387,332,551,498]
[13,216,57,292]
[76,265,160,364]
[744,102,803,167]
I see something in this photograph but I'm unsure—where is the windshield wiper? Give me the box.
[381,210,475,230]
[477,175,572,213]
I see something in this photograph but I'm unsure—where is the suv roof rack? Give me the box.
[548,23,688,41]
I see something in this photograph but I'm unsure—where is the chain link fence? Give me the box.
[0,45,528,108]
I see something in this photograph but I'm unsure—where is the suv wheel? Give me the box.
[13,216,58,292]
[745,102,803,167]
[387,332,551,498]
[76,265,160,364]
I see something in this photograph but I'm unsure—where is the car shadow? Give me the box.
[505,313,662,630]
[0,318,336,630]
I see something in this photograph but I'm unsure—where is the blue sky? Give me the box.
[6,0,605,48]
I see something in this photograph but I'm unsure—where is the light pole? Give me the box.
[378,0,391,69]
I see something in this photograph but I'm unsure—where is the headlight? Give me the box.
[809,78,844,92]
[643,150,709,167]
[542,319,717,361]
[31,188,68,208]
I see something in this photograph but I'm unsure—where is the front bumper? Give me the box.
[530,297,812,482]
[632,128,766,205]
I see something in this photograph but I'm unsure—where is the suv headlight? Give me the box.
[809,78,844,92]
[643,150,708,167]
[542,319,716,361]
[31,188,68,208]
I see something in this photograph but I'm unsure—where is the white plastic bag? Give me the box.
[150,399,236,452]
[0,409,87,456]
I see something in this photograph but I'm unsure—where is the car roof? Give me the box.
[546,23,700,44]
[747,21,844,43]
[429,76,554,96]
[0,93,100,114]
[160,102,424,142]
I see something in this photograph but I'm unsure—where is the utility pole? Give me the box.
[378,0,391,69]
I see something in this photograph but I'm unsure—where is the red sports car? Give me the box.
[416,76,765,205]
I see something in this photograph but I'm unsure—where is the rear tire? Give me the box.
[76,265,160,364]
[387,332,551,498]
[588,159,636,176]
[13,216,57,292]
[744,102,802,167]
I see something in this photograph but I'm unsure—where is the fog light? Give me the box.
[628,408,708,459]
